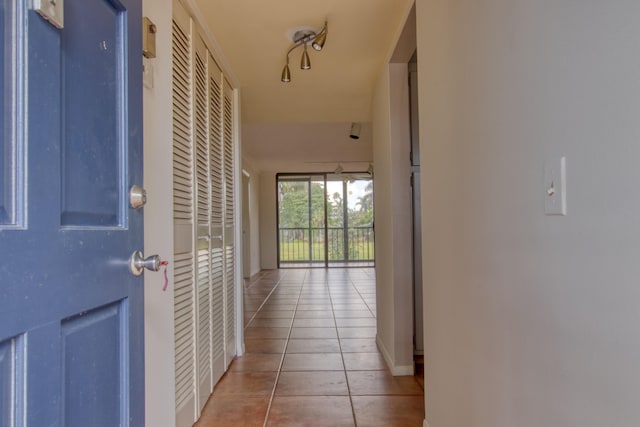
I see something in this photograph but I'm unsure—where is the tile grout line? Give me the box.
[243,275,287,330]
[347,275,376,319]
[329,275,359,427]
[261,269,308,427]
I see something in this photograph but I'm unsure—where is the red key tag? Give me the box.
[160,261,169,291]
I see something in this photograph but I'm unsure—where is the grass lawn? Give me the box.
[280,240,374,262]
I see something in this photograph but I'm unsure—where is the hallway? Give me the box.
[194,268,424,426]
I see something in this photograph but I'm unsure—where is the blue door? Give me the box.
[0,0,144,425]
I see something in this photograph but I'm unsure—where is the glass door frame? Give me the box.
[276,172,375,268]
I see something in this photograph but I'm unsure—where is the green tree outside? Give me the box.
[278,177,374,263]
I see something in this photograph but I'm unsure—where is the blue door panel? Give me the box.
[25,323,62,426]
[0,339,13,426]
[0,0,5,223]
[0,0,144,424]
[61,0,123,227]
[62,302,123,427]
[0,335,25,427]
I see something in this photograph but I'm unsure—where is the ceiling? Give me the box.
[194,0,414,124]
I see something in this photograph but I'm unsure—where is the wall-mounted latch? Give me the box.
[33,0,64,29]
[142,17,157,58]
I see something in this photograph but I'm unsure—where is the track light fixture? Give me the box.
[349,122,361,140]
[301,43,311,70]
[281,21,328,83]
[281,58,291,82]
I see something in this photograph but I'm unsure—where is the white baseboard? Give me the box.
[392,364,415,376]
[376,335,415,376]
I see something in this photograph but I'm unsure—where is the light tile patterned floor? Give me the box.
[194,268,424,427]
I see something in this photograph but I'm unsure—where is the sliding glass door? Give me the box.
[277,173,374,268]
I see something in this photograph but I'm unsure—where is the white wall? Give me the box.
[142,0,174,426]
[371,67,394,368]
[259,172,278,269]
[371,63,414,375]
[243,122,373,173]
[242,159,262,277]
[417,0,640,426]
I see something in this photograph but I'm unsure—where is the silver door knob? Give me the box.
[129,185,147,209]
[129,251,161,276]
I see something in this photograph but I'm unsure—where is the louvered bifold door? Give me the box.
[208,55,226,388]
[193,35,212,411]
[171,4,196,426]
[222,80,236,367]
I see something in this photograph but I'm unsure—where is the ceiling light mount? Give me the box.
[292,30,317,44]
[281,21,328,83]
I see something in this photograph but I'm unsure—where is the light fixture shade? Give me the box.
[281,63,291,82]
[349,122,361,140]
[312,30,326,51]
[301,44,311,70]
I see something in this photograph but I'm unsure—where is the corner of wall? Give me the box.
[376,334,414,376]
[259,172,277,269]
[143,0,176,426]
[371,53,415,379]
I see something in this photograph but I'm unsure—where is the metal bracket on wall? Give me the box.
[32,0,64,29]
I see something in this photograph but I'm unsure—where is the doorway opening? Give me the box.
[276,172,374,268]
[409,51,424,359]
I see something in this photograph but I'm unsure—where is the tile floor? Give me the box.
[194,268,424,427]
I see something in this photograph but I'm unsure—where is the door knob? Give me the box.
[129,251,161,276]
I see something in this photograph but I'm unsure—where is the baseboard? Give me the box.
[392,364,415,376]
[423,419,431,427]
[376,335,415,376]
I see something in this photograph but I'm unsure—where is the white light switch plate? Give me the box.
[544,157,567,215]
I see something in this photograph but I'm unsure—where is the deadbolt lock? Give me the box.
[130,185,147,209]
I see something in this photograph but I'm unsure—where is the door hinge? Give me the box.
[33,0,64,29]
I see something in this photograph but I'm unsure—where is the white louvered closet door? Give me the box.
[208,55,226,388]
[171,4,196,426]
[222,81,236,367]
[193,34,212,412]
[172,2,238,424]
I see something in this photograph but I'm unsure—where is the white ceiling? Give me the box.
[194,0,414,124]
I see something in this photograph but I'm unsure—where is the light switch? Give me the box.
[544,157,567,215]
